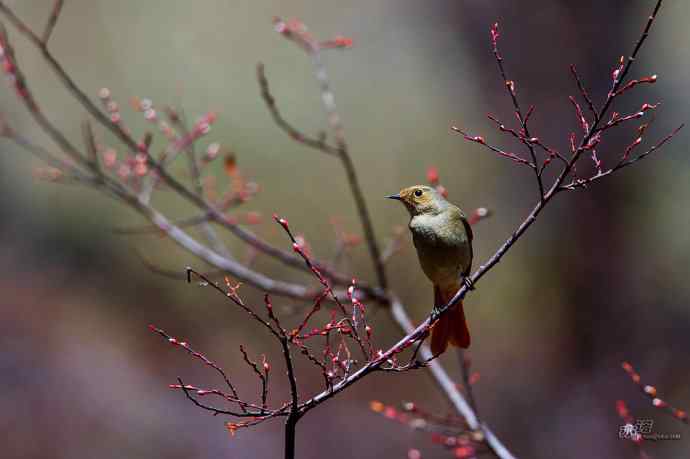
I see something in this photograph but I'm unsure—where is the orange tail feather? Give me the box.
[430,285,470,355]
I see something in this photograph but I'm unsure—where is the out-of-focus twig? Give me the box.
[271,18,388,291]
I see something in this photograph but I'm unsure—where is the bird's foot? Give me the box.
[430,306,441,323]
[462,276,475,291]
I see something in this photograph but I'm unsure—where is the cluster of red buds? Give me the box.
[173,111,217,152]
[94,83,260,212]
[98,88,127,128]
[453,21,682,197]
[616,399,645,446]
[613,361,687,458]
[148,214,396,436]
[274,214,379,375]
[0,2,680,458]
[130,97,178,141]
[620,362,688,424]
[370,400,488,458]
[273,17,353,52]
[150,323,285,436]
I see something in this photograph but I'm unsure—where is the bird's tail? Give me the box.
[430,285,470,355]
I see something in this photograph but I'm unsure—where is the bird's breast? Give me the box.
[409,213,471,289]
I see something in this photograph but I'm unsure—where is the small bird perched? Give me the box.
[387,185,473,355]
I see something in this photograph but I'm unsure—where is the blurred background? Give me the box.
[1,1,689,458]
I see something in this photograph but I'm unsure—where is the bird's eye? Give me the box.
[414,189,423,197]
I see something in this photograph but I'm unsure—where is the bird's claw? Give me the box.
[462,276,475,291]
[430,306,441,323]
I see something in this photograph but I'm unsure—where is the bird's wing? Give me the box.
[450,206,474,276]
[461,214,473,242]
[447,205,473,243]
[461,216,473,276]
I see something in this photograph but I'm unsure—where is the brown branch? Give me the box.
[490,22,544,198]
[0,21,90,172]
[4,129,93,183]
[560,124,683,191]
[239,345,269,412]
[257,62,339,156]
[301,296,515,458]
[185,268,286,338]
[7,88,364,305]
[570,65,599,123]
[1,4,676,459]
[81,119,103,178]
[173,378,287,418]
[175,107,232,259]
[41,0,63,45]
[458,350,480,416]
[150,325,247,412]
[281,328,301,459]
[448,1,670,333]
[273,215,368,360]
[273,18,388,291]
[134,250,225,281]
[0,3,382,304]
[110,193,253,235]
[299,6,673,459]
[621,362,688,424]
[452,126,534,166]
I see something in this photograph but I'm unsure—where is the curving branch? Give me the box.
[0,0,384,302]
[271,18,388,291]
[0,3,680,459]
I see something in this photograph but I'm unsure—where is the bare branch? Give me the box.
[570,65,599,123]
[621,362,689,425]
[489,22,544,198]
[273,18,388,291]
[452,126,534,167]
[560,124,684,191]
[41,0,63,45]
[257,62,339,156]
[0,4,373,299]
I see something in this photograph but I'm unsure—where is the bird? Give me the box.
[387,185,473,355]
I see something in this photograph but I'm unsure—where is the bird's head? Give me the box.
[386,185,447,216]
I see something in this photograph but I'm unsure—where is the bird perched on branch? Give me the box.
[387,185,473,355]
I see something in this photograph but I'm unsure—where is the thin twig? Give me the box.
[273,18,388,291]
[300,7,671,459]
[41,0,63,45]
[570,65,599,123]
[0,2,381,303]
[257,62,339,156]
[490,22,544,198]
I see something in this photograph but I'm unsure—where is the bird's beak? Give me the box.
[385,193,402,200]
